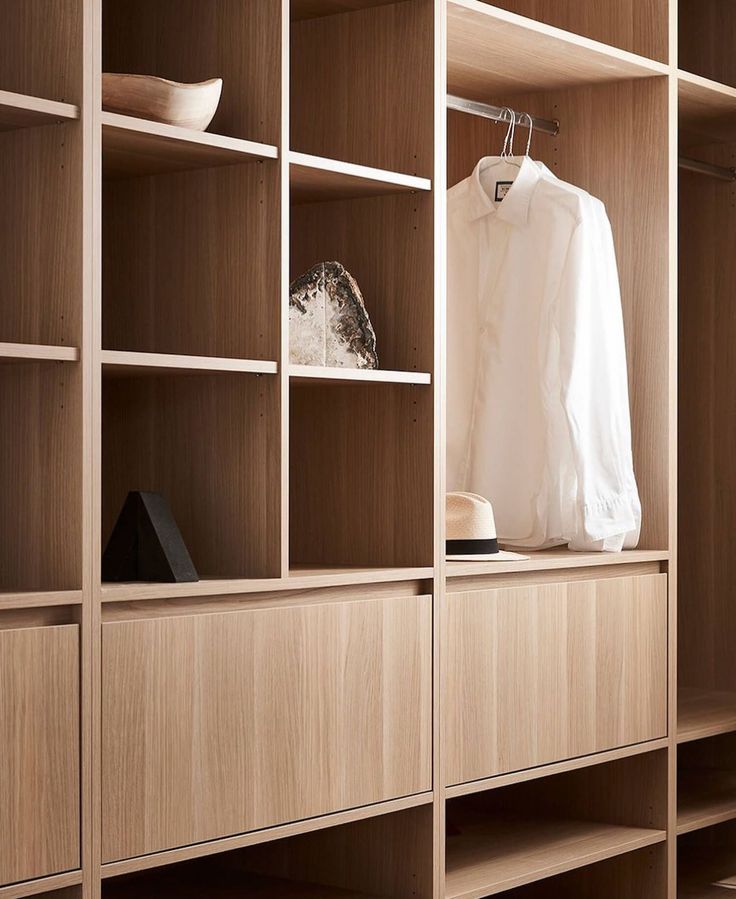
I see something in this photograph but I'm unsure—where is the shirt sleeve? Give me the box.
[556,199,641,551]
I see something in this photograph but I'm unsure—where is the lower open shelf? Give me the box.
[679,771,736,835]
[445,816,664,898]
[679,688,736,743]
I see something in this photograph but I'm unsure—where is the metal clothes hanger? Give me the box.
[478,107,522,175]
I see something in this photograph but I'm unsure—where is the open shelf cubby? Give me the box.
[453,0,668,64]
[680,0,736,92]
[289,381,433,570]
[679,733,736,836]
[290,0,433,175]
[102,369,280,580]
[102,0,281,146]
[679,823,736,898]
[102,805,433,899]
[103,156,279,360]
[445,751,667,899]
[1,0,82,104]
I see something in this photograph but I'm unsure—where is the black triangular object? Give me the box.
[102,491,199,583]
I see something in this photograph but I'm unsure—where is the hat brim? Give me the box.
[447,550,530,562]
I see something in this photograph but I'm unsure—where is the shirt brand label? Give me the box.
[495,181,513,202]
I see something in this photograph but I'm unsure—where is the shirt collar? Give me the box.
[466,155,541,227]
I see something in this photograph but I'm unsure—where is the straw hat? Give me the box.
[446,492,529,561]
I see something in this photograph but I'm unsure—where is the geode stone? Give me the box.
[289,261,379,369]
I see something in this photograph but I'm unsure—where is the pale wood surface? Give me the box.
[103,160,279,360]
[290,383,433,568]
[101,596,432,861]
[289,366,431,386]
[447,0,667,104]
[0,590,83,611]
[290,152,431,204]
[0,625,80,886]
[102,112,278,178]
[446,574,668,785]
[446,549,669,579]
[102,0,281,144]
[0,871,82,899]
[0,123,82,347]
[678,688,736,743]
[0,361,82,591]
[678,769,736,834]
[290,191,435,373]
[101,793,433,880]
[0,90,78,132]
[678,71,736,147]
[291,0,434,175]
[103,372,281,579]
[0,343,79,363]
[445,815,666,899]
[101,350,278,377]
[467,0,668,62]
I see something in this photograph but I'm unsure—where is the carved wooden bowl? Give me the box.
[102,74,223,131]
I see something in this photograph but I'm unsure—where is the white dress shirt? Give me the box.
[447,155,641,552]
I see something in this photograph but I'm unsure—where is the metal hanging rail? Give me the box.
[679,156,736,182]
[447,95,560,137]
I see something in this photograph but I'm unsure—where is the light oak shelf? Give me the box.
[289,365,431,386]
[290,151,432,203]
[101,350,278,377]
[446,0,668,102]
[101,566,434,602]
[0,90,78,132]
[446,548,669,579]
[102,112,279,178]
[0,590,83,610]
[445,816,666,899]
[0,342,78,363]
[678,688,736,744]
[679,70,736,147]
[0,868,83,899]
[678,770,736,835]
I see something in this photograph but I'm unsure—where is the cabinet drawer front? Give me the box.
[102,595,432,862]
[446,573,667,786]
[0,625,80,886]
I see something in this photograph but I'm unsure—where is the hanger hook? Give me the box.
[501,107,516,158]
[521,112,534,156]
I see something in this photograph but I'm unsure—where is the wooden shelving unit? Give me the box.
[290,152,431,203]
[445,817,665,898]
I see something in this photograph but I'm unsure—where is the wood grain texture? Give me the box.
[0,625,80,886]
[446,0,667,105]
[449,76,671,550]
[103,160,279,360]
[467,0,668,63]
[0,123,81,347]
[678,688,736,743]
[291,0,399,22]
[102,0,281,144]
[102,113,278,179]
[0,0,82,102]
[290,382,433,568]
[680,0,736,91]
[0,361,82,591]
[102,351,278,377]
[446,574,667,785]
[0,91,78,132]
[291,0,434,175]
[678,71,736,148]
[102,372,281,579]
[101,596,431,861]
[0,872,81,899]
[290,191,434,373]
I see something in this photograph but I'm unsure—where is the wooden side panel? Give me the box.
[0,625,80,886]
[289,382,434,569]
[448,77,670,550]
[103,161,279,360]
[101,596,432,862]
[102,372,281,579]
[446,574,667,785]
[290,0,434,175]
[680,0,736,89]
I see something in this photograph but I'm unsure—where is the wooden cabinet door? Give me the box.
[446,573,667,786]
[102,595,432,862]
[0,625,80,886]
